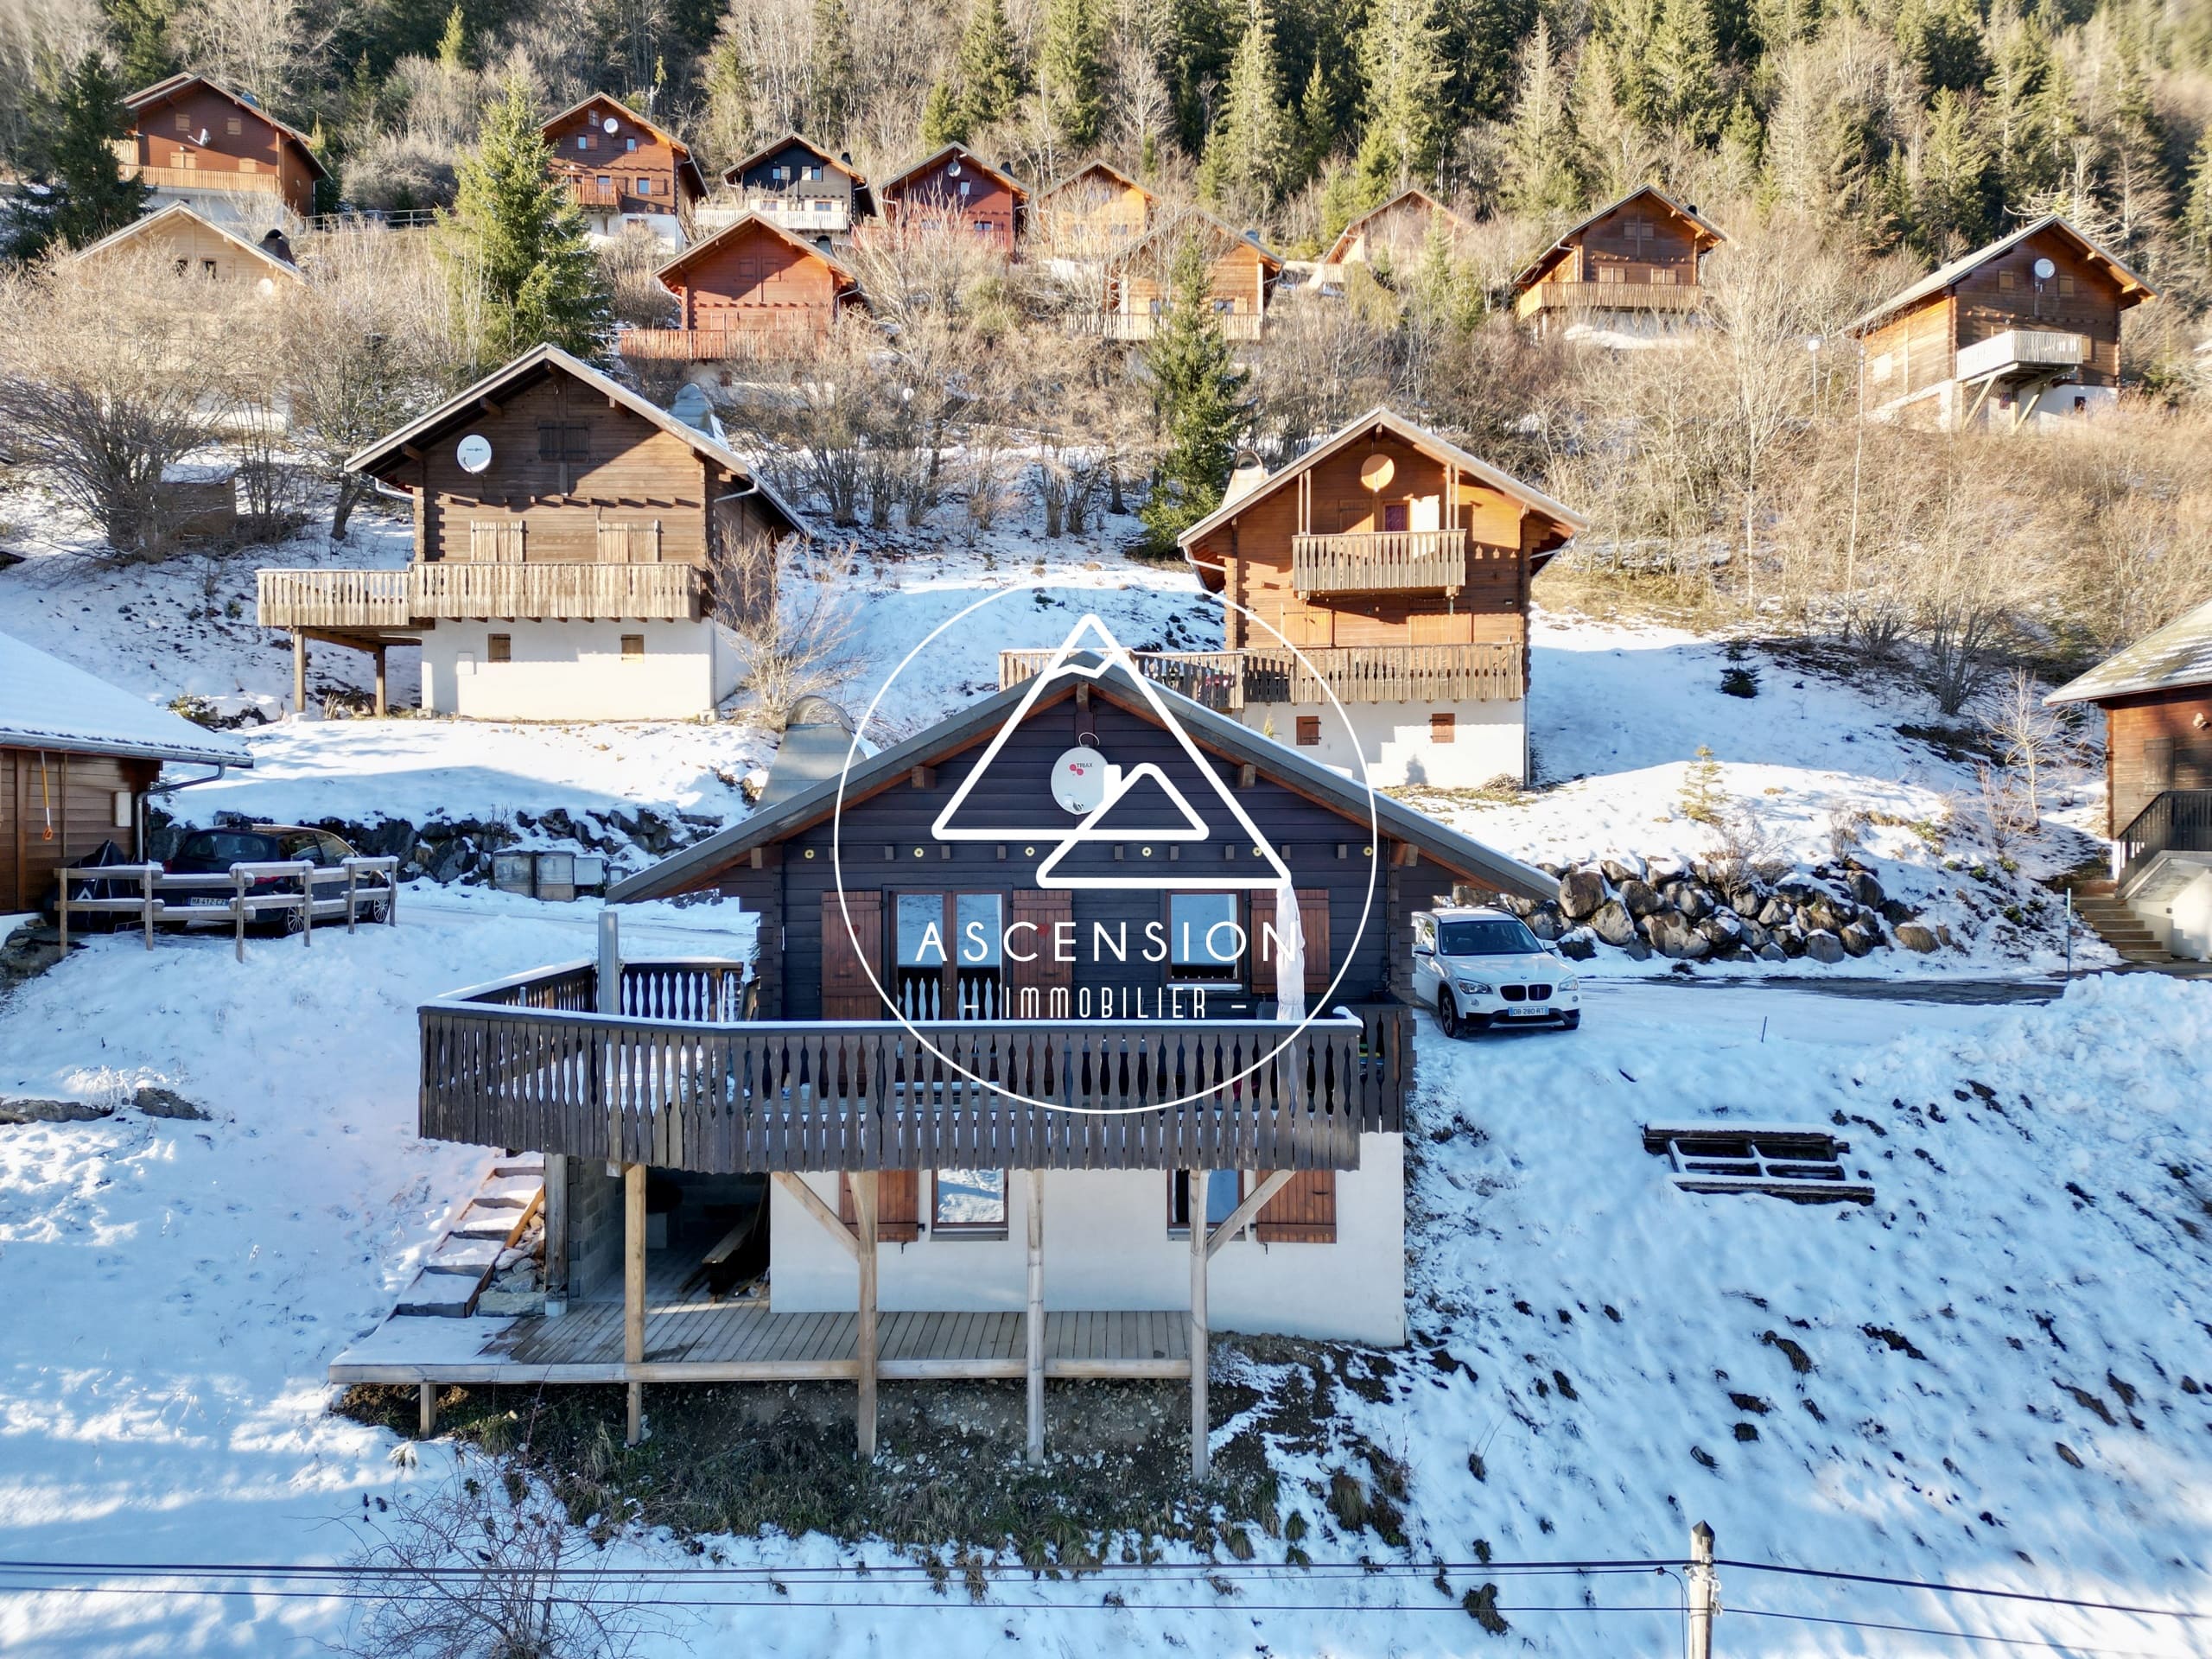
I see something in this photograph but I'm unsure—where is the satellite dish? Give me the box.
[197,129,209,145]
[455,434,493,474]
[947,161,963,178]
[603,116,620,134]
[255,276,275,297]
[1052,745,1113,816]
[1358,454,1395,493]
[2033,257,2056,281]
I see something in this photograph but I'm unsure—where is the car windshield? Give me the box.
[1436,918,1541,957]
[179,831,277,864]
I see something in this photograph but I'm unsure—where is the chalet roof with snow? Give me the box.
[0,632,251,767]
[1846,214,2156,338]
[2046,599,2212,707]
[1510,185,1725,293]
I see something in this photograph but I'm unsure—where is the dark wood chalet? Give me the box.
[1095,209,1281,342]
[254,345,805,718]
[719,133,872,235]
[620,213,865,363]
[1034,159,1154,256]
[1,630,251,914]
[1846,215,2154,429]
[1510,185,1725,334]
[1323,188,1473,276]
[874,144,1028,256]
[541,94,707,238]
[118,73,327,220]
[370,656,1544,1464]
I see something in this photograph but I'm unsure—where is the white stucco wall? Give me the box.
[1240,698,1525,789]
[767,1133,1407,1347]
[419,619,722,719]
[2166,871,2212,961]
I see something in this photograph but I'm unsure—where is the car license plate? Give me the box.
[188,896,228,908]
[1508,1005,1549,1017]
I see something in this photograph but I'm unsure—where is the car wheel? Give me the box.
[282,900,309,936]
[1437,991,1462,1039]
[1559,1010,1581,1031]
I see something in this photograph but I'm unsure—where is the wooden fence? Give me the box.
[418,958,1411,1174]
[56,857,399,962]
[257,563,704,629]
[617,323,829,361]
[1514,280,1706,319]
[257,569,410,630]
[1290,530,1469,596]
[998,640,1522,709]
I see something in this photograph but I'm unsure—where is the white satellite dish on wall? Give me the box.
[603,116,620,135]
[2034,257,2056,281]
[455,434,493,474]
[1052,745,1115,816]
[947,160,963,178]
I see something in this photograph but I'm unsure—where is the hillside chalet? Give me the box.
[1033,160,1155,256]
[1096,210,1281,341]
[716,133,872,236]
[619,213,865,364]
[995,411,1585,788]
[253,345,806,721]
[67,202,302,289]
[541,94,707,245]
[117,73,327,225]
[2047,600,2212,960]
[333,648,1554,1465]
[874,144,1028,256]
[1,631,251,915]
[1510,185,1726,340]
[1845,215,2155,430]
[1322,188,1472,282]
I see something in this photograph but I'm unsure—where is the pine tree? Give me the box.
[1988,14,2071,210]
[1198,0,1294,219]
[1139,236,1251,555]
[442,79,606,364]
[1037,0,1105,150]
[1352,0,1451,201]
[808,0,855,145]
[435,3,467,69]
[1569,35,1651,204]
[1295,54,1336,183]
[1894,0,1987,94]
[1442,0,1536,129]
[920,80,965,146]
[1912,87,1994,254]
[1648,0,1726,143]
[1406,210,1482,332]
[16,53,149,256]
[105,0,179,91]
[953,0,1025,135]
[700,31,753,161]
[1501,16,1579,216]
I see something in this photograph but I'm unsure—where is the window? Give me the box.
[1295,715,1321,747]
[226,117,242,136]
[2073,395,2087,412]
[1999,270,2018,292]
[933,1169,1007,1235]
[1436,917,1541,956]
[1430,712,1456,743]
[1382,502,1409,533]
[959,181,971,198]
[537,423,589,461]
[1650,268,1677,285]
[200,258,218,277]
[804,164,822,181]
[1596,264,1624,283]
[1168,1171,1243,1235]
[625,137,636,152]
[637,176,653,196]
[773,165,789,181]
[596,175,612,193]
[577,134,592,150]
[1168,892,1242,984]
[620,634,645,662]
[486,633,512,664]
[2056,274,2075,296]
[175,112,190,131]
[895,892,1005,1018]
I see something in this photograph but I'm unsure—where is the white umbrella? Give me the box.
[1272,879,1306,1022]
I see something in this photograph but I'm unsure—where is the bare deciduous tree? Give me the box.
[710,536,859,724]
[1979,671,2065,830]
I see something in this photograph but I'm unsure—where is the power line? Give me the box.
[1719,1560,2211,1623]
[1731,1605,2197,1658]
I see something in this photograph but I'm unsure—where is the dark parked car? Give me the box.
[167,824,390,929]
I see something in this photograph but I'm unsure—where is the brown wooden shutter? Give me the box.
[1248,888,1330,996]
[1008,890,1072,1014]
[821,889,885,1018]
[838,1172,920,1242]
[1255,1169,1336,1243]
[2144,736,2175,792]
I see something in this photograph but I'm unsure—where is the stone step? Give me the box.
[473,1173,544,1210]
[395,1268,481,1318]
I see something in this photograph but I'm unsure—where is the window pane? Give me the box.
[1436,918,1541,956]
[935,1169,1006,1228]
[1169,893,1239,965]
[1205,1171,1240,1226]
[956,893,1002,966]
[897,893,947,966]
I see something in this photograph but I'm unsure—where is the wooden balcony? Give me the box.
[1514,280,1705,319]
[123,162,288,198]
[1075,310,1266,342]
[1955,328,2086,383]
[1291,529,1469,596]
[417,958,1413,1173]
[715,194,853,234]
[999,640,1523,711]
[617,321,827,361]
[257,563,704,630]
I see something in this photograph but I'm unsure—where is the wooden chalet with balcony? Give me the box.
[1034,159,1155,257]
[1321,188,1472,283]
[997,411,1586,787]
[331,652,1553,1465]
[874,144,1028,256]
[542,94,707,245]
[1090,209,1281,342]
[2047,598,2212,962]
[1845,215,2154,430]
[619,213,866,364]
[66,201,302,289]
[715,133,872,236]
[1510,185,1725,341]
[255,344,806,721]
[117,73,327,225]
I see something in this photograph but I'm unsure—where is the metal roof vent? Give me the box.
[669,383,715,432]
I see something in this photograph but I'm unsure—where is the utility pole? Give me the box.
[1688,1520,1719,1658]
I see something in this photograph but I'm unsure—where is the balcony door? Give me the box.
[893,891,1007,1020]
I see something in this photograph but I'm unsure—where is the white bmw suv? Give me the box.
[1411,907,1582,1037]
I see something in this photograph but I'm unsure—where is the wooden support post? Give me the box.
[291,631,306,714]
[1189,1168,1209,1480]
[624,1160,646,1445]
[418,1380,436,1438]
[346,861,358,932]
[232,870,247,963]
[55,872,67,956]
[1025,1169,1045,1465]
[140,865,155,950]
[372,646,388,717]
[854,1171,880,1459]
[1688,1520,1717,1659]
[299,863,313,949]
[542,1153,569,1312]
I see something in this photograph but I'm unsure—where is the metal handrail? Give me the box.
[2116,789,2212,891]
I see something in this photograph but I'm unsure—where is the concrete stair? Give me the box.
[2070,893,2172,963]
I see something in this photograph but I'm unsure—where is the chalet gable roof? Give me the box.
[653,211,861,293]
[124,73,330,180]
[540,93,707,199]
[721,131,868,188]
[1845,214,2157,337]
[879,143,1029,204]
[1112,207,1282,272]
[1037,158,1154,206]
[1323,188,1471,266]
[1174,407,1588,570]
[2046,598,2212,707]
[605,659,1554,903]
[66,201,303,280]
[1510,184,1724,292]
[0,630,251,767]
[343,343,813,537]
